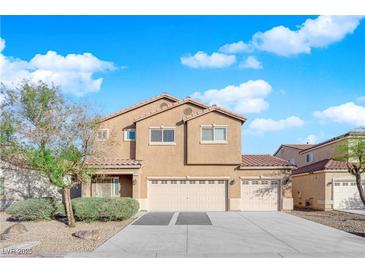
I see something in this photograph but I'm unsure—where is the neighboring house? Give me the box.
[274,131,365,210]
[83,93,294,211]
[0,160,62,210]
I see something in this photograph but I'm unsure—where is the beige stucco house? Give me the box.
[83,93,294,212]
[274,131,365,210]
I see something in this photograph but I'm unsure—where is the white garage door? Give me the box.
[148,179,227,211]
[333,180,365,210]
[241,180,279,211]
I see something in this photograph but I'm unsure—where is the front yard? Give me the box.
[288,209,365,237]
[0,212,133,257]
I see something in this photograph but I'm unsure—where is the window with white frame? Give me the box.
[96,129,108,141]
[150,127,175,144]
[201,125,227,143]
[306,153,313,163]
[124,128,136,141]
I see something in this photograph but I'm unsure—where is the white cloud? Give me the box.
[180,51,236,68]
[356,96,365,104]
[252,16,363,56]
[249,116,304,133]
[0,37,115,96]
[314,102,365,127]
[239,56,263,69]
[298,134,321,144]
[218,41,250,54]
[191,80,272,113]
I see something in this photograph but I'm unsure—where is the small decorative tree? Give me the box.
[336,136,365,206]
[0,81,100,226]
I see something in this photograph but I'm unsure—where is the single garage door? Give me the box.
[241,179,279,211]
[333,180,365,210]
[148,179,227,211]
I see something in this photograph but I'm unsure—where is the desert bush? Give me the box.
[71,197,139,222]
[6,198,55,221]
[99,197,139,221]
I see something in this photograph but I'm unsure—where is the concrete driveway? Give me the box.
[69,211,365,258]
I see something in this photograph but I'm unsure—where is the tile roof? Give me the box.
[85,158,142,167]
[133,97,210,122]
[183,104,247,123]
[273,144,315,156]
[292,159,348,175]
[299,131,365,154]
[240,154,293,168]
[101,93,180,122]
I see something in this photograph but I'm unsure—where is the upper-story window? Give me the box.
[306,153,313,163]
[96,129,109,141]
[150,127,175,145]
[124,128,136,141]
[201,125,227,143]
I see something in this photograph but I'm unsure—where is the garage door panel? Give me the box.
[241,180,279,211]
[148,179,226,211]
[333,181,365,210]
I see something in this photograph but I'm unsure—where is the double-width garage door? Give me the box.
[241,179,279,211]
[148,179,227,211]
[333,180,365,210]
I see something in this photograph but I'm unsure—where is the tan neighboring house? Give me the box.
[274,131,365,210]
[83,93,294,212]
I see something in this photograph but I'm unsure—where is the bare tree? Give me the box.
[0,81,100,226]
[336,136,365,206]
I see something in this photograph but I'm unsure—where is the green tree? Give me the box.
[336,136,365,206]
[0,82,100,226]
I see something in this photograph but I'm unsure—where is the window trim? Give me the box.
[96,128,109,141]
[124,128,136,141]
[200,125,228,144]
[149,127,176,145]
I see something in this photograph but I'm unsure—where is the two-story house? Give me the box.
[274,131,365,211]
[83,93,294,212]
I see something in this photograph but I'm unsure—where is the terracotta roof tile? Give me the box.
[134,97,210,122]
[184,105,247,123]
[283,144,315,150]
[241,154,293,167]
[86,158,142,167]
[299,131,365,153]
[101,93,180,122]
[292,159,348,175]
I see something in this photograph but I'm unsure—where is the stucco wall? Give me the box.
[0,161,62,210]
[95,98,176,159]
[275,147,303,166]
[186,112,242,164]
[292,172,327,210]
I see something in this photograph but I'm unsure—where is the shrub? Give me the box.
[6,198,55,221]
[71,197,139,222]
[53,202,66,217]
[99,197,139,221]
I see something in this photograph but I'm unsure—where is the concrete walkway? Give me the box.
[68,212,365,258]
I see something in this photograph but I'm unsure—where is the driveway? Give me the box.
[68,211,365,258]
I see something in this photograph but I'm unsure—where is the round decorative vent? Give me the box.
[183,107,193,115]
[160,102,168,108]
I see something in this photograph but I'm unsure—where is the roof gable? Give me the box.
[273,144,315,156]
[133,97,209,122]
[101,93,180,122]
[183,105,247,123]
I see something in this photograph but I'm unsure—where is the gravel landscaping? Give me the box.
[0,212,134,257]
[288,209,365,237]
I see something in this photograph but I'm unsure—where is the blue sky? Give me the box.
[1,16,364,154]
